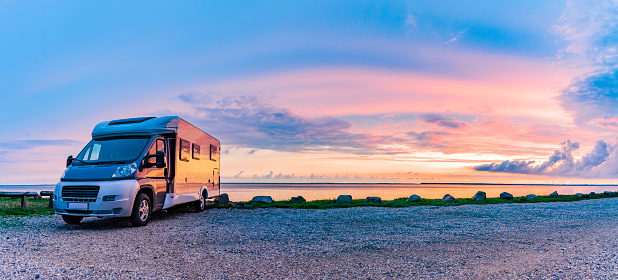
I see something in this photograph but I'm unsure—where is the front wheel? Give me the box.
[194,192,206,212]
[61,215,83,224]
[130,193,151,227]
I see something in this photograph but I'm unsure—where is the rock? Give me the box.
[590,192,596,196]
[250,196,273,204]
[603,191,614,196]
[290,196,306,203]
[407,194,421,202]
[365,197,382,203]
[526,194,538,200]
[549,191,559,198]
[500,192,513,200]
[576,193,584,198]
[336,195,352,204]
[471,191,486,201]
[214,193,230,204]
[442,194,455,202]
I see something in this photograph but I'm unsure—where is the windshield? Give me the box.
[74,137,150,165]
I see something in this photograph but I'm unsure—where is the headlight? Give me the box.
[112,162,137,178]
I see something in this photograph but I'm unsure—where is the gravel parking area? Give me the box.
[2,198,618,279]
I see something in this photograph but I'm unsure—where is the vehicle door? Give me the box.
[145,138,168,209]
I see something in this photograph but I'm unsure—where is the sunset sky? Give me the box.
[2,0,618,184]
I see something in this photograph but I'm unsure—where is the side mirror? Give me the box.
[66,155,74,167]
[145,153,166,168]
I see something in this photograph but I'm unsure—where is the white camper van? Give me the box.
[54,116,220,226]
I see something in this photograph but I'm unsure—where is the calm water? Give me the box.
[2,183,617,202]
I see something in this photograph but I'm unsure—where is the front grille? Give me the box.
[63,198,97,203]
[62,186,100,198]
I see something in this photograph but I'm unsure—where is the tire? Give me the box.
[61,215,83,224]
[130,193,151,227]
[194,191,206,212]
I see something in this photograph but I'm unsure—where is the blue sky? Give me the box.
[1,0,618,184]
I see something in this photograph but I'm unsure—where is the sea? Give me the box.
[1,183,617,202]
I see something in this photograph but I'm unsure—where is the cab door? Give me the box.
[145,138,168,209]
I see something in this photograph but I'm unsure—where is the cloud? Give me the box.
[178,93,390,154]
[407,131,451,141]
[556,0,618,69]
[233,170,245,178]
[556,1,618,128]
[558,70,618,126]
[445,30,466,45]
[0,139,83,150]
[590,116,618,130]
[474,139,618,177]
[421,114,469,129]
[405,14,417,28]
[229,171,403,182]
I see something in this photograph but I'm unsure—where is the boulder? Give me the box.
[290,196,306,203]
[549,191,559,198]
[471,191,486,201]
[442,194,455,202]
[603,191,614,197]
[526,194,538,200]
[365,197,382,203]
[336,195,353,204]
[589,192,596,196]
[214,193,230,204]
[407,194,421,202]
[251,196,273,204]
[575,193,584,198]
[500,192,513,200]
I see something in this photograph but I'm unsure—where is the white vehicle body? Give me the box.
[54,116,220,226]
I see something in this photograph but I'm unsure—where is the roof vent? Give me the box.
[108,117,156,125]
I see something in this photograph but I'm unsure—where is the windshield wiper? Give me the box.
[72,158,90,164]
[91,160,129,165]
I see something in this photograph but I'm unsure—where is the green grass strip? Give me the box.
[0,197,55,217]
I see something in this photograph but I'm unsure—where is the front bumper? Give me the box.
[54,180,139,218]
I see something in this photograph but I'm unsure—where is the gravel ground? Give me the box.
[2,198,618,280]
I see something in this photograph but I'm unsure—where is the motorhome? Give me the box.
[54,116,220,226]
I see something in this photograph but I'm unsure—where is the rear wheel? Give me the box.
[194,191,206,212]
[130,193,151,227]
[61,215,83,224]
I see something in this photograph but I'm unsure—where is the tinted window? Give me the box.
[180,139,190,161]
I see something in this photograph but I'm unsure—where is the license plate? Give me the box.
[67,202,88,210]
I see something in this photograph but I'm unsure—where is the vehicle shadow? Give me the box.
[55,204,201,230]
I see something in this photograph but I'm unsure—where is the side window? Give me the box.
[156,139,165,155]
[210,144,219,161]
[180,139,191,161]
[192,143,200,160]
[146,138,166,168]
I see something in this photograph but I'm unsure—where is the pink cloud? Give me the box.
[188,45,578,125]
[590,116,618,130]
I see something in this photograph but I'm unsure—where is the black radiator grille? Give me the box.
[63,198,97,203]
[62,186,100,198]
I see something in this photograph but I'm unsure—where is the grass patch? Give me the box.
[205,192,618,210]
[0,197,54,217]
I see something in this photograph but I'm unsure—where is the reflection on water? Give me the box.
[2,184,617,202]
[219,183,618,202]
